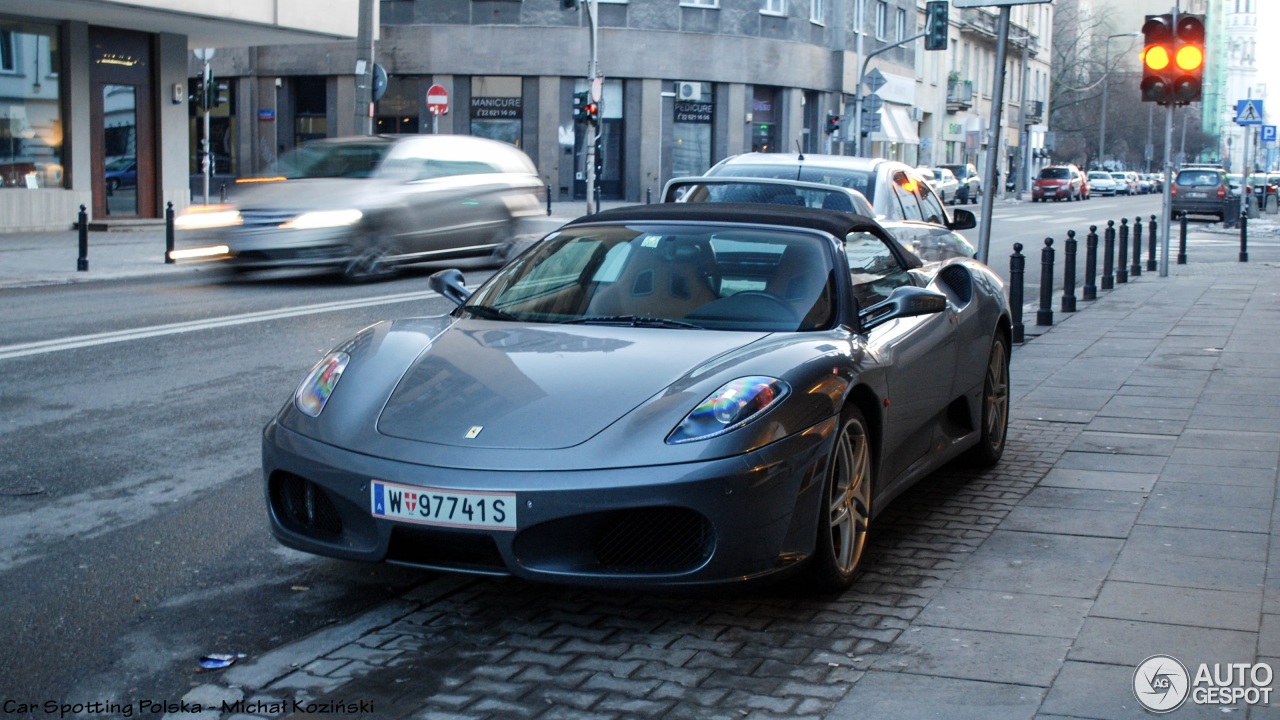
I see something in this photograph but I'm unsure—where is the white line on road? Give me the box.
[0,289,448,361]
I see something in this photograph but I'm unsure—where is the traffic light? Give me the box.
[584,99,599,125]
[924,0,949,52]
[572,90,589,123]
[1172,13,1205,104]
[1140,14,1175,104]
[824,112,841,135]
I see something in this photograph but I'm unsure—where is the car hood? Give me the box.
[375,320,770,450]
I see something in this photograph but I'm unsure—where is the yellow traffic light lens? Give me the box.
[1176,45,1203,71]
[1144,45,1170,71]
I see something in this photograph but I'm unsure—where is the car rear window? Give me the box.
[1176,171,1221,187]
[1039,168,1070,179]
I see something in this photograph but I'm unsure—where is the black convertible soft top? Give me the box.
[566,202,923,269]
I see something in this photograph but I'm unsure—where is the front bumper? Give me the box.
[263,418,838,589]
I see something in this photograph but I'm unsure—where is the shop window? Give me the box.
[0,23,62,190]
[470,76,523,148]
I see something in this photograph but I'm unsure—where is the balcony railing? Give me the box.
[947,80,974,112]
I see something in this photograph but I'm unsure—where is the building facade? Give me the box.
[199,0,1052,204]
[0,0,359,231]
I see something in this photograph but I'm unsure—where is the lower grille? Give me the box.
[593,507,714,573]
[271,473,343,537]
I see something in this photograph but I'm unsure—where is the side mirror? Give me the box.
[859,286,948,332]
[948,208,977,231]
[428,268,471,306]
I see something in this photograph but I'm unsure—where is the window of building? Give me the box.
[761,0,786,15]
[1,23,62,190]
[895,8,906,41]
[672,81,713,176]
[680,0,719,7]
[470,76,523,148]
[810,0,825,24]
[0,31,14,72]
[875,1,888,40]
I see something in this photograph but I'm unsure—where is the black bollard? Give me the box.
[1130,216,1143,277]
[1010,243,1025,344]
[1062,230,1078,313]
[1240,209,1249,262]
[546,185,552,216]
[165,202,175,264]
[1037,238,1055,327]
[220,182,227,203]
[1084,225,1099,301]
[1102,220,1116,290]
[1177,211,1188,265]
[77,204,89,272]
[647,188,652,205]
[1147,214,1158,272]
[1117,218,1129,283]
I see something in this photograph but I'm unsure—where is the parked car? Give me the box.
[662,176,977,263]
[1125,172,1144,194]
[1110,172,1133,196]
[1248,173,1279,210]
[1087,171,1118,196]
[1171,166,1231,222]
[263,202,1012,590]
[1032,165,1084,202]
[104,157,137,191]
[939,162,983,204]
[918,166,960,205]
[175,135,545,281]
[704,153,975,234]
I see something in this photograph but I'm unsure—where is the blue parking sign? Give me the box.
[1264,125,1277,143]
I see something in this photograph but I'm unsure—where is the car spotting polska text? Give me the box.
[2,699,375,717]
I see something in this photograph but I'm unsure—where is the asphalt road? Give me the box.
[0,192,1173,714]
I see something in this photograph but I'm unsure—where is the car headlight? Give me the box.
[294,352,350,417]
[279,209,363,230]
[174,206,242,230]
[667,376,790,444]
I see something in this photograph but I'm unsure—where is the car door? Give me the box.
[846,229,960,487]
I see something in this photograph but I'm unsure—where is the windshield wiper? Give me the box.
[464,304,522,322]
[561,315,704,329]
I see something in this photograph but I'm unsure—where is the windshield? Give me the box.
[1039,168,1071,180]
[710,164,875,200]
[270,141,392,179]
[666,180,875,216]
[1177,170,1221,187]
[1088,173,1110,181]
[465,223,837,332]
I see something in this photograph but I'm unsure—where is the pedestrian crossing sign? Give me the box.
[1236,99,1264,125]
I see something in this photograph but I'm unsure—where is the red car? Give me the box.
[1033,165,1085,202]
[1034,165,1085,202]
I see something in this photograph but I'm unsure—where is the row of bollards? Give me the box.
[74,202,179,271]
[1011,210,1245,342]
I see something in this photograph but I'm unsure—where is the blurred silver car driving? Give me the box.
[176,135,544,280]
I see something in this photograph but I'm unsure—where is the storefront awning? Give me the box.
[0,0,360,46]
[870,105,920,146]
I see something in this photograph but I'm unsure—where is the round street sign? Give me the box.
[427,84,450,116]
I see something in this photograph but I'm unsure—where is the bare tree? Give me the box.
[1048,0,1125,168]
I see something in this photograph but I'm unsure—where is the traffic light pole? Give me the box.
[1160,104,1174,277]
[584,0,600,216]
[202,60,211,205]
[975,6,1012,266]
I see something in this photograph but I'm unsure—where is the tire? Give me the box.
[963,335,1010,467]
[342,233,400,282]
[805,406,873,592]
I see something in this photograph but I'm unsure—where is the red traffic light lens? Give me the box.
[1176,44,1203,71]
[1144,45,1170,71]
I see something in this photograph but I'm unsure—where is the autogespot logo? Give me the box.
[1134,655,1190,713]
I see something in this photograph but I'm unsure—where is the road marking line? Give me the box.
[0,289,448,361]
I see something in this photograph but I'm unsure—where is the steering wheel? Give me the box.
[730,291,800,322]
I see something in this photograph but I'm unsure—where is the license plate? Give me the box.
[370,480,517,531]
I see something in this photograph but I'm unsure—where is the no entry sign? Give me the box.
[427,84,450,116]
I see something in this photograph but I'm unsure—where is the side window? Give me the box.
[890,172,924,221]
[844,231,914,308]
[914,177,947,225]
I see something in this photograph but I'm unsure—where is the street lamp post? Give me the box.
[1098,32,1142,170]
